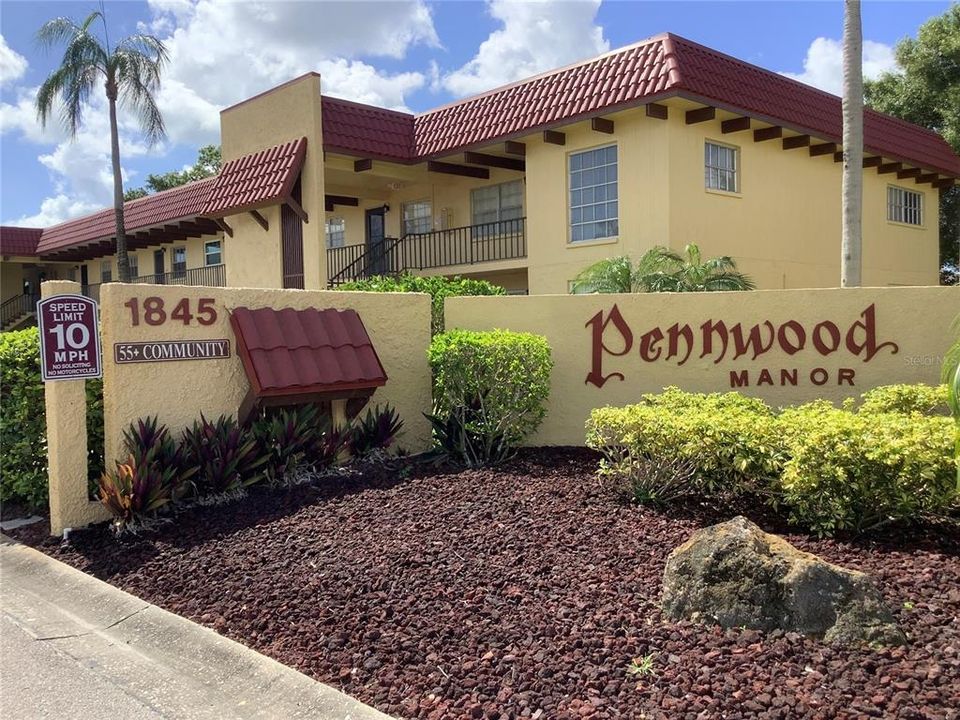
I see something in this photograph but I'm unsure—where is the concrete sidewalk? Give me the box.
[0,536,392,720]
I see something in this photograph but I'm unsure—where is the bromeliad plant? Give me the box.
[181,414,268,496]
[122,415,194,498]
[98,455,175,532]
[251,404,322,483]
[350,404,404,457]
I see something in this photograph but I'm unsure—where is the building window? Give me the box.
[325,218,346,248]
[705,141,739,193]
[101,260,112,283]
[204,240,222,266]
[172,247,187,274]
[128,253,138,279]
[887,186,922,226]
[569,145,618,242]
[402,201,433,235]
[471,180,523,227]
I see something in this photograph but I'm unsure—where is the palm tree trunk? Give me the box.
[107,88,130,283]
[841,0,863,287]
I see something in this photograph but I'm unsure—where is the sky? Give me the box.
[0,0,953,228]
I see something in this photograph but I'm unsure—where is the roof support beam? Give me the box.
[543,130,566,146]
[286,194,309,223]
[325,194,360,212]
[809,142,837,157]
[214,218,233,238]
[842,154,884,167]
[591,117,614,134]
[878,162,902,175]
[935,178,956,189]
[685,106,716,124]
[782,135,811,150]
[753,126,782,142]
[353,158,372,172]
[462,151,525,172]
[721,117,751,134]
[504,141,526,156]
[916,173,939,185]
[249,210,269,231]
[426,160,490,179]
[896,167,921,180]
[645,103,668,120]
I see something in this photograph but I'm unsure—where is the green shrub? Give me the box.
[349,404,403,456]
[586,388,783,499]
[0,327,105,509]
[339,273,505,334]
[428,329,552,465]
[858,383,949,416]
[777,403,957,535]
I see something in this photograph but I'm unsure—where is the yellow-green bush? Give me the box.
[778,402,956,535]
[857,383,949,416]
[586,385,958,536]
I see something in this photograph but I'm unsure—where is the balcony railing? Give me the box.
[327,217,526,286]
[1,292,39,328]
[83,264,226,302]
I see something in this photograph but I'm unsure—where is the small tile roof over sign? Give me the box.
[230,306,387,398]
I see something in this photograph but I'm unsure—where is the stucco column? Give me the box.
[42,280,110,536]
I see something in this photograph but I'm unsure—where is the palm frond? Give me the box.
[113,46,168,145]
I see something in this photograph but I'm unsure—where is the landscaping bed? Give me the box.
[14,448,960,720]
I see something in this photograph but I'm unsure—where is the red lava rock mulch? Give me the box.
[15,448,960,719]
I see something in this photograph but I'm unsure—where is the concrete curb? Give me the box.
[0,536,392,719]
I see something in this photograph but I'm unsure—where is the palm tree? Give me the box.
[571,244,756,294]
[35,11,168,283]
[841,0,863,287]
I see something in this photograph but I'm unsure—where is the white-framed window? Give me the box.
[204,240,222,266]
[705,141,739,193]
[172,247,187,274]
[471,180,524,227]
[325,217,346,248]
[887,186,923,226]
[402,200,433,235]
[127,253,139,278]
[100,260,112,283]
[569,144,618,242]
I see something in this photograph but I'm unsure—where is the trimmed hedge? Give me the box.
[0,327,104,509]
[586,385,958,536]
[429,329,552,464]
[856,383,949,416]
[338,273,505,334]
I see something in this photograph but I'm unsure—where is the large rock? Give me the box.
[662,516,905,645]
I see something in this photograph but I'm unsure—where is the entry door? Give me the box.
[79,264,89,289]
[282,179,305,289]
[154,249,165,284]
[365,207,387,276]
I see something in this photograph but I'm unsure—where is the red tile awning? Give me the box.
[0,227,43,256]
[204,138,308,218]
[230,306,387,400]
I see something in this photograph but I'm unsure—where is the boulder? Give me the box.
[662,516,905,646]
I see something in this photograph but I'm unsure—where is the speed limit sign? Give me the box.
[37,294,102,381]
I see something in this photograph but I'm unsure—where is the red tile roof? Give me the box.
[322,97,414,163]
[230,306,387,398]
[320,33,959,177]
[35,177,215,256]
[0,227,43,256]
[204,138,307,217]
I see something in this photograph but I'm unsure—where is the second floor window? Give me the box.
[128,253,138,278]
[569,144,618,242]
[172,247,187,274]
[101,260,112,283]
[204,240,222,266]
[887,186,922,226]
[471,180,523,228]
[326,218,346,248]
[403,201,433,235]
[705,141,739,193]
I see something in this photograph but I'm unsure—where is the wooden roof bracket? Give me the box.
[213,218,234,237]
[286,194,309,223]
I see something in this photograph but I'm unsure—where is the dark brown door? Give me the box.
[154,249,165,284]
[79,264,88,288]
[282,180,305,289]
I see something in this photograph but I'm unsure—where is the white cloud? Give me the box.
[780,37,898,95]
[442,0,608,98]
[7,195,103,228]
[0,35,28,87]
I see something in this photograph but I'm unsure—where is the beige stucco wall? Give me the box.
[446,286,959,446]
[99,283,432,468]
[82,234,223,284]
[220,74,326,290]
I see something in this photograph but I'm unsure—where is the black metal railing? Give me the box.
[326,217,526,286]
[83,264,226,302]
[1,292,39,328]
